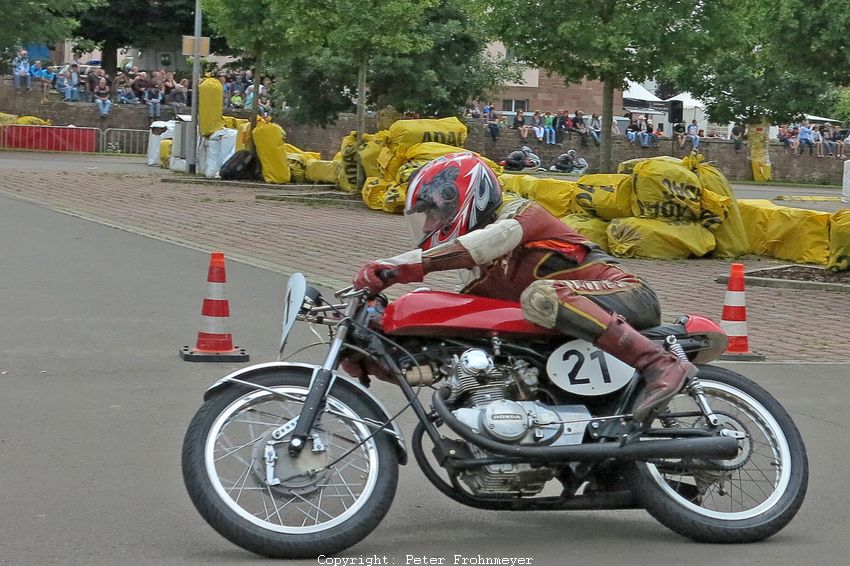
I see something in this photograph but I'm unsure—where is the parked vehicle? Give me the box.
[182,272,808,558]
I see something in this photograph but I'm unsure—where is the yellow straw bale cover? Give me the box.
[607,218,715,259]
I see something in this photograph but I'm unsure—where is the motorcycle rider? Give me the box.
[351,152,698,424]
[501,145,541,171]
[550,149,589,174]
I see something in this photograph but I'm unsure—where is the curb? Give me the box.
[161,176,338,191]
[716,266,850,293]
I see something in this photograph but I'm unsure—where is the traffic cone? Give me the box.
[719,263,764,361]
[180,251,250,362]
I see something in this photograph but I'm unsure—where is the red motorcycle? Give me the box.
[182,273,808,558]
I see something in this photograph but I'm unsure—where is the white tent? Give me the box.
[623,81,662,102]
[667,92,705,109]
[805,114,841,124]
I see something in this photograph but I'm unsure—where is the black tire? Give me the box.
[182,371,399,558]
[628,364,808,543]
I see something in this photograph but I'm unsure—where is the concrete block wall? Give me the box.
[1,77,845,184]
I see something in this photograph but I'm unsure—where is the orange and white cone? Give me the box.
[180,251,249,362]
[719,263,764,361]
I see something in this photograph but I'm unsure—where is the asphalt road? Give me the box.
[1,194,848,566]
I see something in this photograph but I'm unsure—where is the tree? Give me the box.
[74,1,226,73]
[660,0,850,178]
[1,0,97,54]
[269,0,516,126]
[490,0,704,172]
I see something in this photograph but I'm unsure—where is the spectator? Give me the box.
[543,111,557,145]
[229,88,245,109]
[654,123,666,139]
[730,124,743,151]
[554,110,569,142]
[531,111,544,142]
[36,64,56,103]
[118,85,140,104]
[12,49,32,93]
[470,103,481,119]
[131,71,150,101]
[831,125,846,159]
[611,117,621,137]
[686,120,700,149]
[797,121,814,155]
[486,112,501,141]
[645,118,657,147]
[258,95,272,118]
[93,78,112,118]
[164,83,186,110]
[777,124,797,153]
[145,82,163,120]
[811,125,826,158]
[482,100,494,118]
[68,64,80,101]
[820,125,837,157]
[673,121,687,148]
[513,109,532,143]
[162,71,176,95]
[55,71,71,101]
[626,118,640,144]
[589,112,602,145]
[572,111,590,146]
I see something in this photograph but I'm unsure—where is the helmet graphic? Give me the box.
[405,152,502,250]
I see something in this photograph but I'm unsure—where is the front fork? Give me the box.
[287,297,360,457]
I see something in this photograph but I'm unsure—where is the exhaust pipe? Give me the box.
[432,389,739,463]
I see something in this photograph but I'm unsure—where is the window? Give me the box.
[501,99,528,112]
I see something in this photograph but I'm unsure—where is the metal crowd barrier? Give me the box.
[102,128,150,155]
[0,125,151,155]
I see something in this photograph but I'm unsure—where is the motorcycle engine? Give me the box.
[446,348,592,497]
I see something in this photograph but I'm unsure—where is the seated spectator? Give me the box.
[626,118,640,144]
[131,71,150,101]
[470,103,481,119]
[12,49,32,93]
[777,125,797,153]
[230,89,245,109]
[611,118,621,137]
[118,85,140,104]
[164,84,187,109]
[531,111,544,142]
[550,149,588,174]
[93,78,112,118]
[145,82,163,120]
[258,95,272,118]
[686,120,700,149]
[162,71,177,96]
[730,124,743,151]
[673,121,687,148]
[513,109,532,143]
[645,118,658,147]
[571,111,590,146]
[543,111,557,144]
[820,125,837,157]
[797,121,814,155]
[831,125,846,159]
[37,64,56,103]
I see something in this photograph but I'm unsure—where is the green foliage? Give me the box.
[661,0,850,126]
[0,0,98,52]
[827,88,850,125]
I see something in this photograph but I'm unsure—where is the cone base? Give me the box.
[719,350,766,361]
[180,345,250,362]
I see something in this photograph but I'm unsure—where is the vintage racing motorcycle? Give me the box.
[182,272,808,558]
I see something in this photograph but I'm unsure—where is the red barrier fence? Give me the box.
[1,124,100,152]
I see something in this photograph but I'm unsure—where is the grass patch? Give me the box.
[731,179,841,190]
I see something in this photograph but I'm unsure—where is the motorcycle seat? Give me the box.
[639,323,686,339]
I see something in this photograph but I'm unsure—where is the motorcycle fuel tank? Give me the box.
[382,290,560,338]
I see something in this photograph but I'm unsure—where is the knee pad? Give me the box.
[520,280,560,329]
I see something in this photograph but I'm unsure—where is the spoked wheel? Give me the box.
[628,365,808,542]
[182,372,399,558]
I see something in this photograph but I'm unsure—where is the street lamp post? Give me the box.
[188,0,202,174]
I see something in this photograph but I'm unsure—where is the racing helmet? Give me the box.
[405,152,502,250]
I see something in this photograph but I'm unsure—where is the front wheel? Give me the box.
[182,371,399,558]
[628,365,808,542]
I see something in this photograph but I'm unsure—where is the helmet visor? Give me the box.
[405,178,459,248]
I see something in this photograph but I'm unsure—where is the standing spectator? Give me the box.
[589,112,602,145]
[543,111,557,144]
[93,78,112,118]
[513,109,531,143]
[686,119,700,149]
[145,81,163,121]
[68,64,80,101]
[486,112,501,141]
[87,68,101,102]
[730,124,743,151]
[12,49,32,93]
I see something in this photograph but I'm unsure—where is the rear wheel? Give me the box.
[628,365,808,542]
[182,372,399,558]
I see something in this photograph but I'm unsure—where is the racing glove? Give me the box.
[353,250,424,294]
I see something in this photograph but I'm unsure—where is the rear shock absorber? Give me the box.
[666,335,719,426]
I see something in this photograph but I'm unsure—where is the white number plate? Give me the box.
[546,340,635,397]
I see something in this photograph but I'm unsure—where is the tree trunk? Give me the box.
[356,52,368,188]
[600,75,615,174]
[101,39,119,75]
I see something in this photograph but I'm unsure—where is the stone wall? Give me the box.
[1,77,845,184]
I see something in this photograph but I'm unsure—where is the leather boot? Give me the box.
[594,314,698,423]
